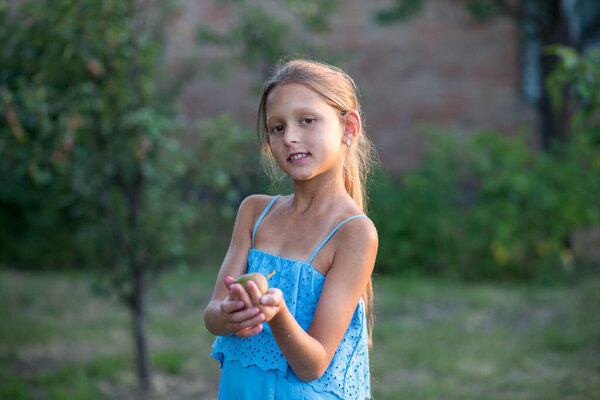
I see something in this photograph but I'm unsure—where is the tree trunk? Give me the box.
[538,62,569,149]
[120,169,152,395]
[538,0,572,150]
[132,261,152,395]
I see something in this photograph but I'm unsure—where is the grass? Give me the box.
[0,267,219,399]
[371,275,600,400]
[1,267,599,399]
[152,350,185,375]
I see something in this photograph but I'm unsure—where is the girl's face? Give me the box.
[265,83,350,182]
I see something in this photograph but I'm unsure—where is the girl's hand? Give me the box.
[245,280,284,322]
[221,276,265,338]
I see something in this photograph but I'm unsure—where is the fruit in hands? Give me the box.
[235,270,276,294]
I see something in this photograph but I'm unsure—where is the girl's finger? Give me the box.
[243,312,265,328]
[228,288,241,302]
[232,326,251,337]
[261,288,283,306]
[235,323,263,338]
[221,298,245,313]
[228,312,264,334]
[260,294,275,306]
[231,283,253,308]
[223,275,236,289]
[228,306,260,323]
[245,280,263,306]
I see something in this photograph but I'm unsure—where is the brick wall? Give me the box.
[167,0,538,171]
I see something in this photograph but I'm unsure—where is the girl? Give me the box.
[204,59,378,400]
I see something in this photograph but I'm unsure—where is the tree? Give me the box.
[196,0,342,81]
[0,0,347,393]
[1,0,194,393]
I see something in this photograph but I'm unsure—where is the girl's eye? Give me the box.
[270,125,284,134]
[301,118,315,125]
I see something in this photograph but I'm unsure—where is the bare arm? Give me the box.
[244,218,378,381]
[203,195,272,337]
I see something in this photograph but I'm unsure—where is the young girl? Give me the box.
[204,59,378,400]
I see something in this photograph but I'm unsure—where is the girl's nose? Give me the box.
[283,126,299,146]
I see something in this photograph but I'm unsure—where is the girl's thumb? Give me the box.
[223,275,236,288]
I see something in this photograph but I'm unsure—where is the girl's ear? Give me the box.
[342,110,360,145]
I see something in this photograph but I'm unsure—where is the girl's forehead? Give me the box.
[266,83,329,109]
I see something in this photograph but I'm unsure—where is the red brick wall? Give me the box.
[167,0,538,171]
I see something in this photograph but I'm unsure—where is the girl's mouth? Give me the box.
[287,152,310,162]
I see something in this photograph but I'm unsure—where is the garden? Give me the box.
[1,1,599,399]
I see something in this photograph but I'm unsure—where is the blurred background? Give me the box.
[1,0,599,399]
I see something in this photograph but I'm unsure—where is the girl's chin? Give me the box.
[285,169,315,182]
[288,173,312,182]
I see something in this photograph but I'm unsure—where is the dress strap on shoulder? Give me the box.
[307,215,370,264]
[252,195,281,249]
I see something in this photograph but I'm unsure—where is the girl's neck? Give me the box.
[289,169,348,215]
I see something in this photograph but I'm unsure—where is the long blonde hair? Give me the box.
[256,59,378,346]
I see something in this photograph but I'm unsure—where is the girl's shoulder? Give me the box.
[332,210,377,245]
[328,197,378,250]
[335,196,376,228]
[239,194,280,211]
[237,194,285,225]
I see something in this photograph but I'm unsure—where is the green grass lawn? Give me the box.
[1,267,599,399]
[372,276,600,400]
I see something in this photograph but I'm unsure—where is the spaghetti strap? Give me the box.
[252,195,281,249]
[307,215,369,264]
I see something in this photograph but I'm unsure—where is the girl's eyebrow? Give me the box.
[266,115,280,125]
[267,107,318,124]
[294,107,318,115]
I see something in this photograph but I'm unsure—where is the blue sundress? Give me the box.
[211,195,371,399]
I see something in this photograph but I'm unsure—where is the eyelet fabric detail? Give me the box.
[211,249,370,399]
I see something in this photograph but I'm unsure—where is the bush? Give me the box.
[183,114,270,263]
[370,129,600,281]
[370,46,600,282]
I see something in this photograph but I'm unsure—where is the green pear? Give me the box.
[235,270,276,294]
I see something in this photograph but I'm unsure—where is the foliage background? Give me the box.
[1,0,599,398]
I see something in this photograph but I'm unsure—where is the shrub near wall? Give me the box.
[370,129,600,281]
[371,47,600,282]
